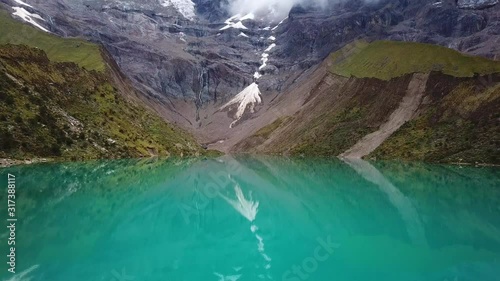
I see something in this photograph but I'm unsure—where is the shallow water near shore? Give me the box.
[1,156,500,281]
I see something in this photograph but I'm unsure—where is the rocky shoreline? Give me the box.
[0,158,50,168]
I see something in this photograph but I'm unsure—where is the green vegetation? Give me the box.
[247,39,500,163]
[251,73,411,157]
[253,117,291,139]
[0,10,104,71]
[233,117,293,152]
[291,107,375,156]
[371,82,500,164]
[0,44,205,160]
[330,40,500,80]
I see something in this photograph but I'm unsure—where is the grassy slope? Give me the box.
[241,41,500,163]
[330,40,500,80]
[0,9,104,71]
[233,117,293,152]
[371,79,500,164]
[0,45,205,160]
[283,76,411,157]
[0,9,213,160]
[236,72,414,156]
[330,41,500,164]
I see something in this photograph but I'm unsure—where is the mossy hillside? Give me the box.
[253,117,291,139]
[330,40,500,80]
[371,79,500,164]
[0,44,204,160]
[0,9,104,71]
[290,107,373,156]
[273,75,412,157]
[232,117,293,153]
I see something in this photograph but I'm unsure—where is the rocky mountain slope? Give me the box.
[233,41,500,164]
[1,0,499,163]
[1,0,499,135]
[0,11,209,161]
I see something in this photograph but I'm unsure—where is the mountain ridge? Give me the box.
[1,0,500,164]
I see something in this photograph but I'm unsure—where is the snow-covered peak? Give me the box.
[264,43,276,52]
[160,0,196,20]
[238,32,250,38]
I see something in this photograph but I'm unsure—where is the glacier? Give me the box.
[221,83,262,128]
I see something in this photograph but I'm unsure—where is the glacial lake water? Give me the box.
[1,156,499,281]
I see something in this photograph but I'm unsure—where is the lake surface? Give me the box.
[1,156,500,281]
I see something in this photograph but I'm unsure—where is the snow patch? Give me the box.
[238,32,249,38]
[265,43,276,52]
[160,0,196,20]
[221,21,248,30]
[12,7,49,32]
[257,44,276,71]
[220,13,254,30]
[178,32,187,42]
[259,53,269,70]
[220,82,262,128]
[13,0,32,8]
[220,13,283,127]
[226,14,241,23]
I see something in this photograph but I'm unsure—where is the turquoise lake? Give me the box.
[1,156,500,281]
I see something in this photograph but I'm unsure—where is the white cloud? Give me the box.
[226,0,333,20]
[226,0,377,21]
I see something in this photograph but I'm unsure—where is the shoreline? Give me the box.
[0,158,51,168]
[2,156,499,169]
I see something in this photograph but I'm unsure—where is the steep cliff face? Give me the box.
[1,0,499,133]
[233,41,500,164]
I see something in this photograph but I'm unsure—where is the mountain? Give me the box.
[1,0,499,163]
[0,10,210,162]
[1,1,498,127]
[233,41,500,164]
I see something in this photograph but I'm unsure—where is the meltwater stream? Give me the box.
[1,156,500,281]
